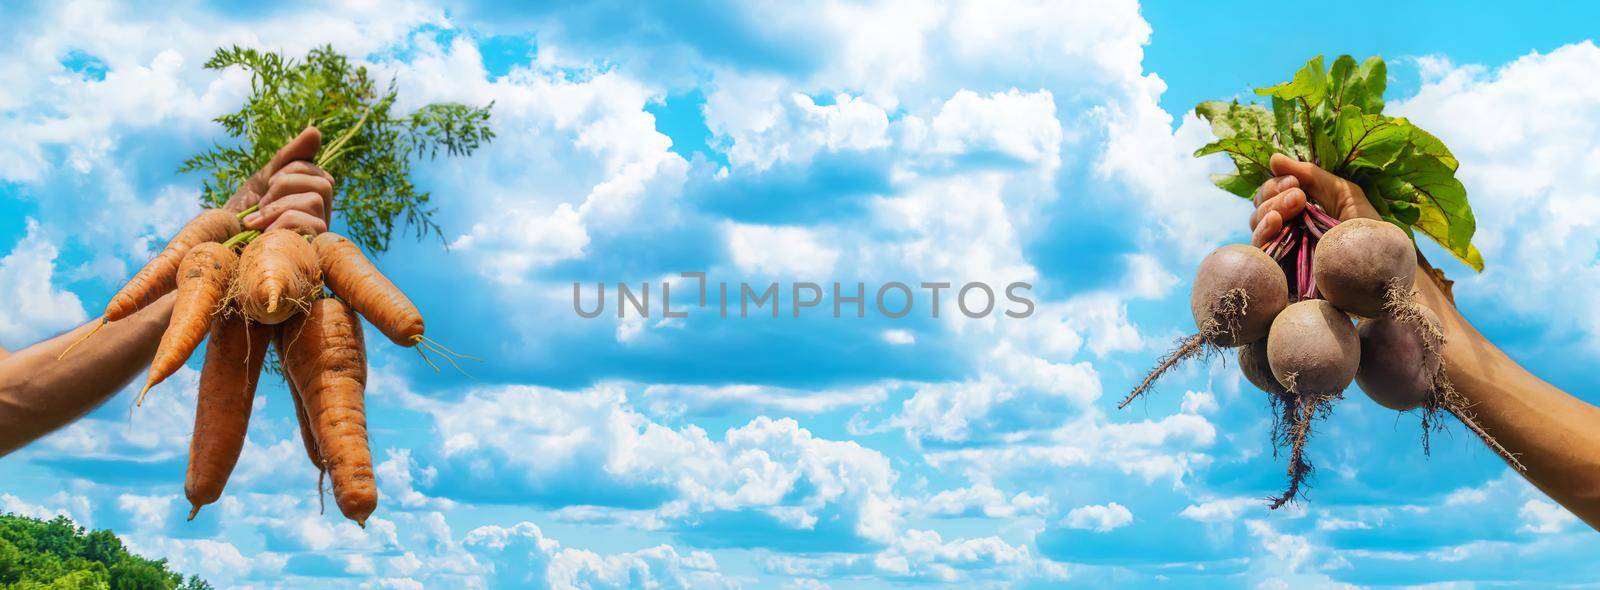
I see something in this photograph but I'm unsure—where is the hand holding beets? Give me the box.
[1120,155,1520,508]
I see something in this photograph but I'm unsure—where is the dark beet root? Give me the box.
[1355,298,1527,471]
[1190,245,1289,347]
[1266,300,1359,395]
[1356,306,1441,411]
[1266,388,1337,509]
[1120,245,1288,409]
[1262,299,1358,508]
[1239,339,1286,395]
[1312,218,1416,318]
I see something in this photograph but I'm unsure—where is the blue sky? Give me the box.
[2,1,1599,588]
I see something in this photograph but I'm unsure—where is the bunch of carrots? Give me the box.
[66,196,452,527]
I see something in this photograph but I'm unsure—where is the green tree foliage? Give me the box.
[0,513,211,590]
[180,44,495,253]
[1194,55,1482,271]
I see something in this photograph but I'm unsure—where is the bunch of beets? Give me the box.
[1120,211,1521,507]
[1119,53,1520,508]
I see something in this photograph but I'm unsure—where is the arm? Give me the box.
[1414,262,1600,528]
[0,294,175,456]
[1255,153,1600,529]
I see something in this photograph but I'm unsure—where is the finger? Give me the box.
[262,127,322,178]
[259,174,333,214]
[264,210,328,235]
[244,193,327,230]
[1265,187,1308,226]
[1248,178,1300,228]
[1254,175,1284,206]
[1252,209,1283,248]
[1269,153,1329,203]
[271,161,335,187]
[1251,189,1308,242]
[240,127,322,197]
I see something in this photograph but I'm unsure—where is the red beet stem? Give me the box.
[1303,213,1323,239]
[1307,204,1341,229]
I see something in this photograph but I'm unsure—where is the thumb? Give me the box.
[1268,152,1340,205]
[262,126,322,177]
[1268,153,1325,190]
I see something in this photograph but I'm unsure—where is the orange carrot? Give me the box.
[274,329,323,472]
[138,242,237,405]
[235,229,321,325]
[185,313,270,520]
[107,209,240,322]
[283,298,377,525]
[313,232,423,346]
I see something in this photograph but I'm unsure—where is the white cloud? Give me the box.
[766,528,1067,584]
[1391,41,1600,348]
[122,536,282,587]
[1180,391,1219,415]
[726,223,841,278]
[37,365,202,458]
[1101,86,1246,257]
[1122,253,1179,300]
[1062,502,1133,532]
[924,412,1216,486]
[704,78,891,171]
[911,484,1050,519]
[1179,497,1262,523]
[911,88,1062,170]
[406,384,901,545]
[1519,499,1577,534]
[465,521,736,589]
[116,493,176,531]
[451,203,591,284]
[795,93,892,152]
[0,220,87,346]
[403,42,688,285]
[0,491,93,527]
[872,329,1116,446]
[881,365,1099,445]
[880,329,915,345]
[0,0,446,274]
[15,0,1570,587]
[376,448,457,511]
[641,382,888,416]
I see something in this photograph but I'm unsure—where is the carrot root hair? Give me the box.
[413,345,442,373]
[317,466,327,515]
[56,319,107,361]
[415,335,477,377]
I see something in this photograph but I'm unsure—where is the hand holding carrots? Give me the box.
[225,126,336,234]
[245,160,335,234]
[65,129,457,527]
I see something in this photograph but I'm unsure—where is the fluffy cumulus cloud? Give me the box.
[2,0,1598,588]
[464,522,735,589]
[406,384,902,550]
[1062,502,1133,533]
[1392,42,1600,348]
[0,220,86,346]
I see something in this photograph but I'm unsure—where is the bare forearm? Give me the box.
[1416,267,1600,529]
[0,294,174,456]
